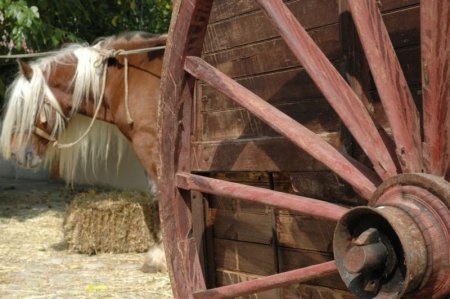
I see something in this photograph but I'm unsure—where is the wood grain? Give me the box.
[348,0,423,173]
[421,0,450,176]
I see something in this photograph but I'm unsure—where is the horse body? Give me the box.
[0,32,166,271]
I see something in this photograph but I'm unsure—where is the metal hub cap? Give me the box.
[334,174,450,298]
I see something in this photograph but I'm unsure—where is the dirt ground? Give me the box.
[0,177,173,299]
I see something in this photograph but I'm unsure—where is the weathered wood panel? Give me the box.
[216,269,280,299]
[277,214,335,252]
[204,23,342,78]
[214,238,275,276]
[204,0,340,53]
[200,99,340,140]
[284,284,355,299]
[273,172,357,204]
[199,67,323,112]
[210,208,273,244]
[216,270,355,299]
[191,134,340,172]
[214,239,346,291]
[203,4,418,79]
[198,45,419,118]
[208,0,419,25]
[210,208,338,250]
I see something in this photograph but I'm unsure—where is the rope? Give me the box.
[0,51,61,59]
[0,45,165,59]
[123,56,133,125]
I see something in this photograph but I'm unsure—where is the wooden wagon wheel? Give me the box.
[158,0,450,298]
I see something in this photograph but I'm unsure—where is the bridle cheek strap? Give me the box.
[33,127,57,143]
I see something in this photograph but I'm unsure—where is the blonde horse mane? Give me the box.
[45,114,128,184]
[0,38,128,185]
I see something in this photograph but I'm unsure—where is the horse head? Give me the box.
[0,45,106,168]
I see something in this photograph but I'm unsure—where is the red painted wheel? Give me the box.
[158,1,450,298]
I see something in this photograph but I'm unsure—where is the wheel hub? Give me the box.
[334,174,450,298]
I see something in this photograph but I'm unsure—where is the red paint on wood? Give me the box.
[421,0,450,176]
[158,0,212,297]
[192,261,337,299]
[348,0,423,173]
[184,56,378,199]
[255,0,397,181]
[176,172,348,221]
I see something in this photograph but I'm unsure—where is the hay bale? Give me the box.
[64,190,158,254]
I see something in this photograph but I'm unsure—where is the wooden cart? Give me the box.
[158,0,450,298]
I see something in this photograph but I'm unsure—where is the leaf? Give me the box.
[111,15,119,27]
[130,0,136,11]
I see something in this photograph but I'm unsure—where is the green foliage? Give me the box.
[0,0,172,105]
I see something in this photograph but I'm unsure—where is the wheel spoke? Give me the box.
[254,0,397,180]
[421,0,450,176]
[348,0,423,173]
[176,172,348,221]
[192,261,337,299]
[185,56,379,199]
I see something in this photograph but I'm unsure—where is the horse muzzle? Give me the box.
[11,144,43,169]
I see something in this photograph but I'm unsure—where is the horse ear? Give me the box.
[17,59,33,80]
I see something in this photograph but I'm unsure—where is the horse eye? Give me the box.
[107,57,118,66]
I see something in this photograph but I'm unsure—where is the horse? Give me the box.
[0,32,166,272]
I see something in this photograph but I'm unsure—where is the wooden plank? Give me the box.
[211,205,338,250]
[214,238,276,276]
[378,0,419,11]
[272,172,360,205]
[210,208,273,244]
[284,284,355,299]
[421,0,450,175]
[204,0,339,53]
[191,191,208,283]
[209,0,419,25]
[279,247,332,270]
[201,99,340,140]
[277,214,335,252]
[191,134,341,172]
[203,23,342,78]
[209,0,301,24]
[348,0,422,173]
[185,56,378,199]
[215,269,279,299]
[208,172,273,214]
[383,5,420,49]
